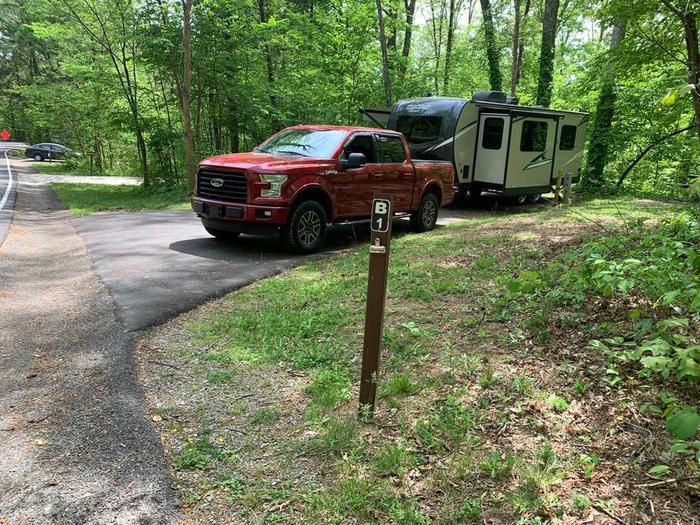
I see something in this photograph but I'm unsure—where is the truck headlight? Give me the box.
[259,174,287,197]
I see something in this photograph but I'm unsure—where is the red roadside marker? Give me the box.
[0,130,10,141]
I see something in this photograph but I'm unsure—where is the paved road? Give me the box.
[0,158,177,524]
[0,143,26,246]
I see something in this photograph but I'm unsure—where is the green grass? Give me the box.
[51,183,190,216]
[142,196,694,523]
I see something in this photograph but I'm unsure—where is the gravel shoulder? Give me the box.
[0,163,177,524]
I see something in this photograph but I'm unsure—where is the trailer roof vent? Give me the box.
[506,96,519,105]
[472,90,507,103]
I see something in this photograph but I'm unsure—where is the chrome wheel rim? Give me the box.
[517,195,527,204]
[298,210,321,246]
[422,199,437,227]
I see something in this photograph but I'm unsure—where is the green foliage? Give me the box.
[172,431,225,470]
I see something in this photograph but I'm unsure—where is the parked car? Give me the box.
[192,125,455,253]
[25,143,78,162]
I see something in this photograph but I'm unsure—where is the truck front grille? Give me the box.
[197,169,248,204]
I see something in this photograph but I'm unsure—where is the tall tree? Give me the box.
[258,0,277,122]
[480,0,502,91]
[400,0,417,80]
[181,0,196,193]
[376,0,393,105]
[585,22,626,188]
[536,0,560,107]
[443,0,464,92]
[661,0,700,151]
[58,0,150,184]
[510,0,521,97]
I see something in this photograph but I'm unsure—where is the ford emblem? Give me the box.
[210,178,224,188]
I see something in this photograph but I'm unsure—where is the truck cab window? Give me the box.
[482,118,504,149]
[376,135,406,163]
[344,135,376,163]
[396,115,442,144]
[520,121,548,152]
[559,125,576,150]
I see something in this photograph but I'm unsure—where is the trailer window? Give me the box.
[559,125,577,150]
[396,115,443,144]
[520,121,548,152]
[482,118,504,149]
[376,135,406,163]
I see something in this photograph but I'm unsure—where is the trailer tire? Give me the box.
[204,225,240,241]
[282,200,327,253]
[528,194,541,204]
[467,186,482,199]
[515,194,528,205]
[411,192,439,233]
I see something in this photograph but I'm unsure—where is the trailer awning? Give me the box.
[360,108,391,128]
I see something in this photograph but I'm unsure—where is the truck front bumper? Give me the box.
[192,197,290,234]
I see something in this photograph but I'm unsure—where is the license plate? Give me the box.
[207,204,224,218]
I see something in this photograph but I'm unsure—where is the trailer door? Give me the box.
[474,114,510,186]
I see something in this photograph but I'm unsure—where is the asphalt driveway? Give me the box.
[74,208,479,331]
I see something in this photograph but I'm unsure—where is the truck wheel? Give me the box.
[411,192,439,233]
[282,200,327,253]
[203,224,240,241]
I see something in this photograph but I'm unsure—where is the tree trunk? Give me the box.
[585,23,625,189]
[662,1,700,151]
[443,0,457,93]
[181,0,196,193]
[376,0,393,105]
[510,0,521,97]
[400,0,417,80]
[535,0,560,107]
[616,125,693,188]
[480,0,502,91]
[258,0,278,121]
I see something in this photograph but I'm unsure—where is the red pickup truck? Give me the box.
[192,125,455,253]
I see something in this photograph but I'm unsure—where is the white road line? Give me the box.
[0,148,13,210]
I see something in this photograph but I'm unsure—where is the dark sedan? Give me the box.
[25,143,78,162]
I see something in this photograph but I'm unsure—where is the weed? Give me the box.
[570,491,591,512]
[381,372,420,397]
[573,379,589,396]
[455,496,482,522]
[312,416,359,456]
[373,443,418,477]
[172,431,223,470]
[207,370,236,384]
[478,366,496,388]
[480,450,515,479]
[250,408,280,424]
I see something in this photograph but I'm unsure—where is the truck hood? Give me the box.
[199,152,336,172]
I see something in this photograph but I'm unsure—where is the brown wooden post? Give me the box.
[359,194,393,418]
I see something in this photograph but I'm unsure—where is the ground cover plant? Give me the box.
[50,183,190,216]
[138,197,699,524]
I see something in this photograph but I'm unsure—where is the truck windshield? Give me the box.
[255,129,346,158]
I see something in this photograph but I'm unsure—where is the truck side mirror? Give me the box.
[341,152,367,170]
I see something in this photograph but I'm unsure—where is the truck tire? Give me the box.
[204,224,240,241]
[411,192,439,233]
[282,200,327,253]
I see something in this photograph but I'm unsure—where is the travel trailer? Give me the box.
[363,91,588,202]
